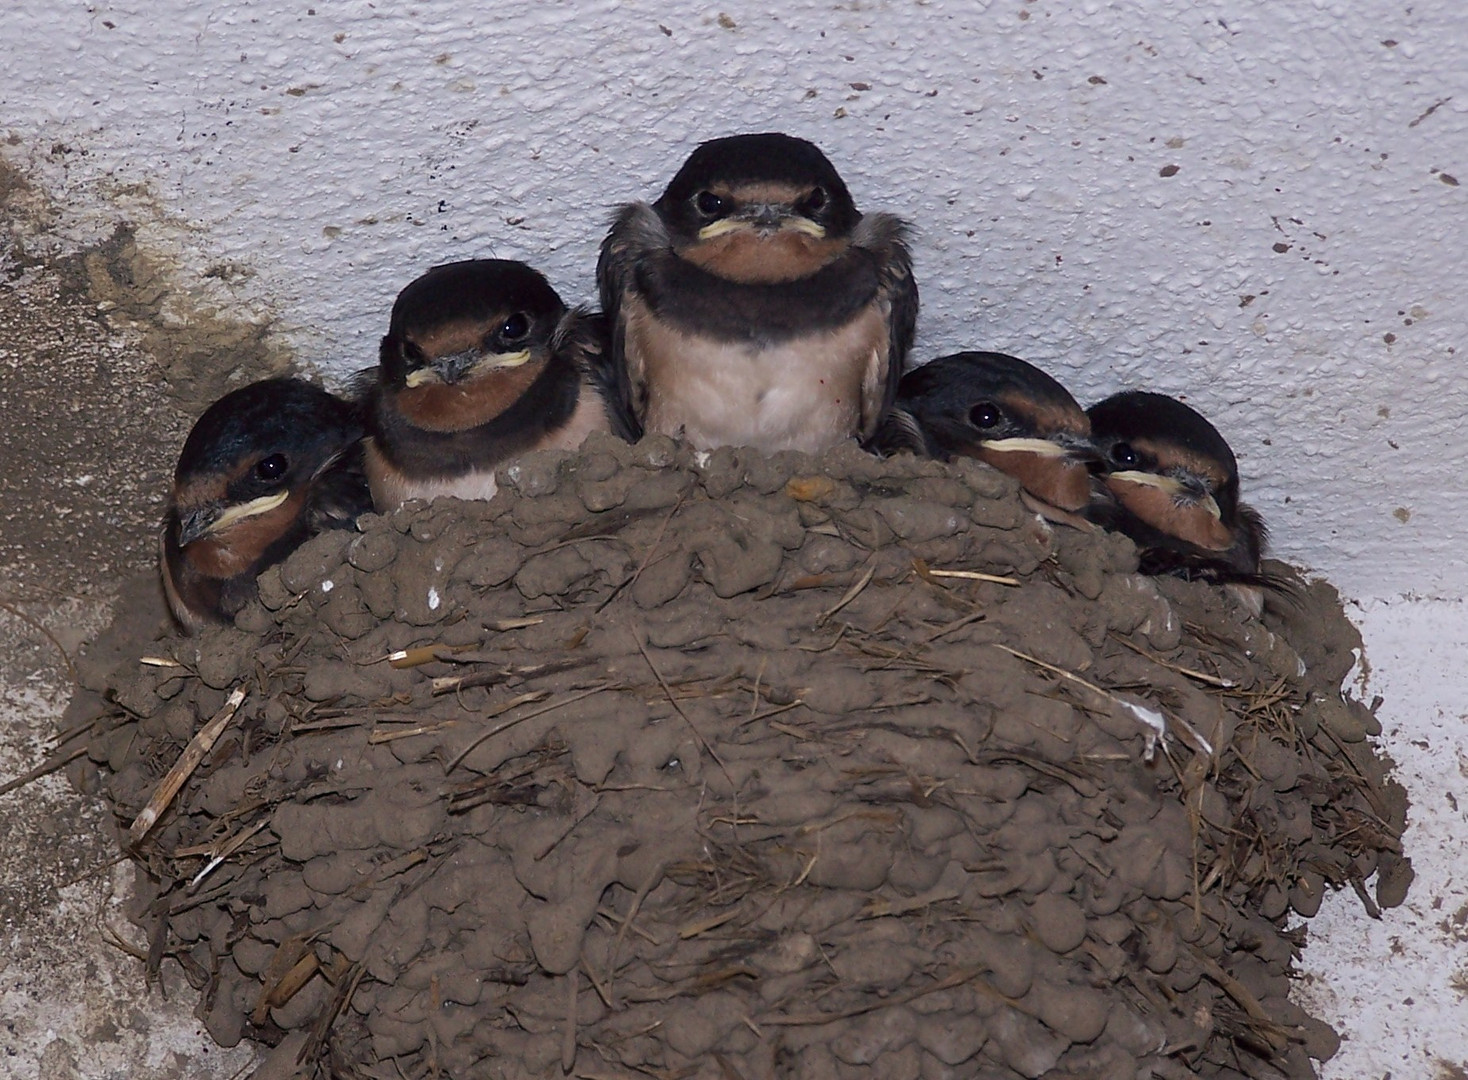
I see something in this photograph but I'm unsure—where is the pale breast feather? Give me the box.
[629,300,886,454]
[365,437,499,510]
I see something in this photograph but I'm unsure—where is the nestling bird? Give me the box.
[1086,390,1271,592]
[363,259,625,511]
[162,377,371,632]
[872,351,1097,518]
[598,131,917,453]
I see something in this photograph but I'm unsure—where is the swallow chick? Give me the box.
[598,131,918,454]
[872,351,1097,519]
[363,259,624,512]
[162,377,370,632]
[1087,390,1272,594]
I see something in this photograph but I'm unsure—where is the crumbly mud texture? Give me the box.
[73,432,1408,1079]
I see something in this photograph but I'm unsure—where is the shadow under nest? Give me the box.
[68,432,1409,1080]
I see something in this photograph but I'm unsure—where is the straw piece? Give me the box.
[127,687,246,847]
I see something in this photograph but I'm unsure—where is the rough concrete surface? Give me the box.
[1295,599,1468,1080]
[0,171,263,1078]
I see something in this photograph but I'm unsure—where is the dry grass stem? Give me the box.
[633,632,729,779]
[816,565,876,627]
[0,745,88,798]
[925,568,1021,586]
[1111,633,1234,687]
[127,686,246,846]
[445,685,609,772]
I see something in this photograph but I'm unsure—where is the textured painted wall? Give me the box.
[3,0,1465,601]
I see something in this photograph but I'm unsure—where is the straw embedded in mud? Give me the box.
[74,431,1406,1078]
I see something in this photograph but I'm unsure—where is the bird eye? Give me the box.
[803,186,828,213]
[1109,441,1139,468]
[694,190,727,217]
[968,402,1002,429]
[256,453,289,482]
[500,312,531,341]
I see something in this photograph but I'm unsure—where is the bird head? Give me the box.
[169,378,362,567]
[1088,390,1242,552]
[654,133,860,284]
[897,352,1097,512]
[378,260,566,431]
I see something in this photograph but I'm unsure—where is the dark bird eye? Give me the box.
[694,190,727,217]
[256,453,289,481]
[1109,441,1139,468]
[968,402,1002,429]
[804,186,828,213]
[500,312,531,341]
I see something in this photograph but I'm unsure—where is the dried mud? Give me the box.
[72,434,1408,1079]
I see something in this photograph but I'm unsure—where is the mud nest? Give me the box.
[73,432,1409,1079]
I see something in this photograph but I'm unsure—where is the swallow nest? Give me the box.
[78,432,1407,1080]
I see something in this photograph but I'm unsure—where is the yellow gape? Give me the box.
[981,437,1070,458]
[1108,470,1223,520]
[202,489,292,537]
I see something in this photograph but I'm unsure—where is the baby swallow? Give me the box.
[363,259,624,512]
[872,351,1097,518]
[162,378,370,632]
[1087,390,1271,589]
[598,131,917,454]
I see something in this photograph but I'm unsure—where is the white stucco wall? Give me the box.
[5,0,1466,602]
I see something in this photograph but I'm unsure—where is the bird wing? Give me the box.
[555,307,640,444]
[1090,488,1290,594]
[864,405,932,458]
[597,203,671,442]
[852,212,918,439]
[1136,546,1294,596]
[344,362,379,400]
[307,440,374,532]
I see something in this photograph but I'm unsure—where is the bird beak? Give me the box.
[696,205,826,241]
[697,217,747,240]
[783,216,827,238]
[981,434,1099,464]
[405,347,532,387]
[176,504,222,547]
[980,437,1070,458]
[750,205,786,234]
[1056,433,1104,468]
[1107,470,1222,520]
[471,349,532,374]
[176,489,292,547]
[980,437,1096,513]
[432,348,484,386]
